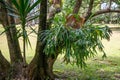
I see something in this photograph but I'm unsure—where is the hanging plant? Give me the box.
[40,16,112,67]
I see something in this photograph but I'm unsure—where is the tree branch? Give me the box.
[92,9,120,17]
[84,0,94,21]
[73,0,82,14]
[109,0,112,9]
[47,0,62,18]
[47,0,62,28]
[85,9,120,22]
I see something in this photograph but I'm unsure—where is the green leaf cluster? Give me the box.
[2,0,41,63]
[40,22,112,68]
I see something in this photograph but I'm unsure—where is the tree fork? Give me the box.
[0,0,23,63]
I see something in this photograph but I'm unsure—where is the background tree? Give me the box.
[0,0,120,80]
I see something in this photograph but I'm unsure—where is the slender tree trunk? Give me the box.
[0,0,23,79]
[0,0,23,63]
[73,0,82,14]
[28,0,49,79]
[28,0,61,79]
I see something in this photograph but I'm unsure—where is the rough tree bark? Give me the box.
[28,0,49,79]
[0,0,22,63]
[0,0,23,79]
[28,0,62,79]
[73,0,82,14]
[84,0,94,22]
[0,50,10,80]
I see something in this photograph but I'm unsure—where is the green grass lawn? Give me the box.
[53,30,120,80]
[0,25,120,80]
[0,25,37,62]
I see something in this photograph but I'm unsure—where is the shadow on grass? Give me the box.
[54,56,120,80]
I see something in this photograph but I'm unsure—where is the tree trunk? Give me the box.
[28,48,58,80]
[28,0,47,79]
[0,50,10,80]
[0,0,23,63]
[0,0,23,79]
[28,0,58,79]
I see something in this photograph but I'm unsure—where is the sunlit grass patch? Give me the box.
[53,30,120,80]
[0,25,37,62]
[54,55,120,80]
